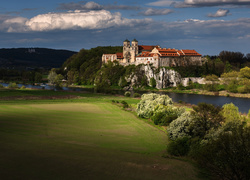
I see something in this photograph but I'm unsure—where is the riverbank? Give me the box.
[69,84,250,99]
[157,89,250,99]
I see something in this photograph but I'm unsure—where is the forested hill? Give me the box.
[62,46,123,84]
[0,48,76,68]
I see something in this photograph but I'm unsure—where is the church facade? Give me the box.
[102,39,202,68]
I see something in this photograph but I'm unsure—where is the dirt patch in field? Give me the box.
[125,162,170,171]
[0,95,81,100]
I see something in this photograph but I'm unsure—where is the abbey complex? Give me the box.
[102,39,202,68]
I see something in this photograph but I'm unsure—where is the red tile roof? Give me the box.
[139,45,157,51]
[181,50,201,56]
[136,51,154,57]
[116,52,123,59]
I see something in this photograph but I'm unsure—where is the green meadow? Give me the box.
[0,89,203,179]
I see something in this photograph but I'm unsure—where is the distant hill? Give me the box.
[0,48,77,69]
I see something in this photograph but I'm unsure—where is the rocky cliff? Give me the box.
[125,65,182,89]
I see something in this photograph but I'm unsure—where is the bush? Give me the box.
[8,82,18,89]
[204,83,219,91]
[20,85,26,89]
[121,100,129,108]
[149,77,156,88]
[151,105,185,126]
[237,85,250,93]
[0,84,4,88]
[177,83,185,90]
[133,93,141,98]
[226,79,238,93]
[167,137,190,156]
[118,76,127,87]
[136,93,173,118]
[168,112,192,140]
[124,91,131,97]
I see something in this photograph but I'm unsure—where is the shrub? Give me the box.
[149,77,156,88]
[20,85,26,89]
[136,93,173,118]
[177,83,185,90]
[124,91,131,97]
[237,85,250,93]
[151,105,185,126]
[226,79,238,93]
[204,83,219,91]
[168,112,192,140]
[121,100,129,108]
[133,93,141,98]
[118,76,127,87]
[0,84,4,88]
[167,137,190,156]
[8,82,18,89]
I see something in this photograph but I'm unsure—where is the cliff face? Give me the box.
[125,65,182,89]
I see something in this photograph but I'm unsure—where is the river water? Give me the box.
[1,83,249,114]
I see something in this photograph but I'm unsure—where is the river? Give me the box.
[1,83,249,114]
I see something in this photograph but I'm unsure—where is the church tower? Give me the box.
[132,39,138,55]
[123,39,131,63]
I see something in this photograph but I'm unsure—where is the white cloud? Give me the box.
[175,0,250,8]
[147,0,177,6]
[140,8,173,16]
[207,9,230,17]
[58,1,140,11]
[0,10,153,32]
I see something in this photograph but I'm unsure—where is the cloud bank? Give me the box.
[149,0,250,7]
[1,10,152,32]
[175,0,250,8]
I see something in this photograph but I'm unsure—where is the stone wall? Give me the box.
[181,77,205,87]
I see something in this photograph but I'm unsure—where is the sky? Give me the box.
[0,0,250,55]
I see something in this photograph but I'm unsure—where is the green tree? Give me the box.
[221,103,241,122]
[48,69,57,86]
[224,61,232,73]
[35,72,43,83]
[55,74,64,86]
[149,77,156,88]
[196,124,250,180]
[204,74,219,91]
[239,66,250,79]
[189,103,225,139]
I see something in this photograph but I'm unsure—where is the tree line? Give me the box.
[136,93,250,180]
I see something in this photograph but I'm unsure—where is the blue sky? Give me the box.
[1,0,250,55]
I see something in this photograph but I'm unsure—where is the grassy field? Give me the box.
[0,89,204,179]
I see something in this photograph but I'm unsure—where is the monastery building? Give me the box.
[102,39,202,68]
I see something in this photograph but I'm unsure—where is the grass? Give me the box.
[0,89,204,179]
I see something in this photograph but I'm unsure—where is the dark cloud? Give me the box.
[139,8,173,16]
